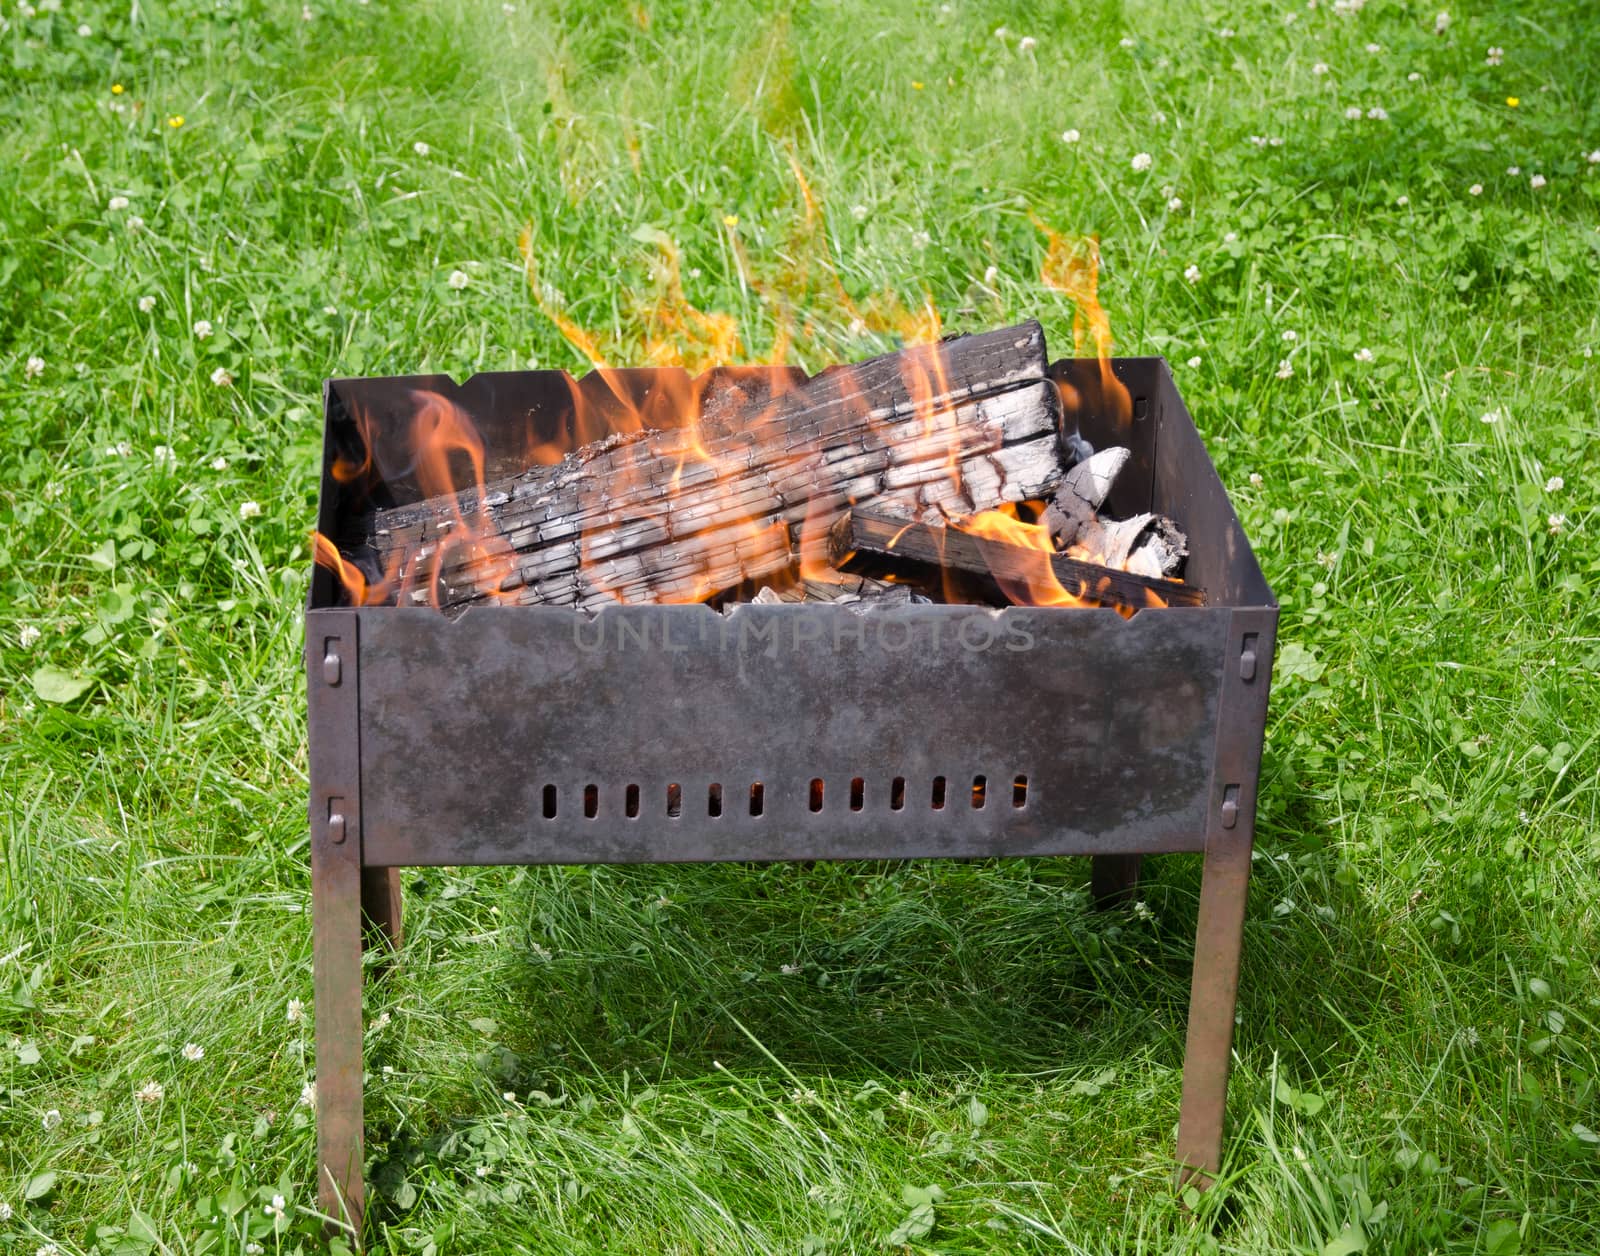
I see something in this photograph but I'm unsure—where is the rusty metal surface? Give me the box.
[307,611,366,1234]
[354,603,1230,866]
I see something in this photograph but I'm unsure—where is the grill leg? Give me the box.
[312,837,365,1237]
[1174,834,1251,1187]
[361,866,404,957]
[1090,854,1144,909]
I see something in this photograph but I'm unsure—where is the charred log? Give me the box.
[828,506,1206,612]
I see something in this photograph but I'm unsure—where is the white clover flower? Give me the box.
[447,269,470,289]
[126,214,145,232]
[1183,264,1201,283]
[1250,134,1268,147]
[1275,359,1294,380]
[413,140,431,156]
[1408,71,1423,82]
[1312,62,1329,75]
[475,1164,491,1177]
[1548,513,1566,536]
[19,624,42,649]
[1486,46,1504,66]
[1480,409,1502,424]
[299,1081,316,1108]
[1345,106,1363,120]
[1131,151,1152,172]
[850,204,867,221]
[108,194,129,211]
[139,294,157,312]
[1354,347,1375,362]
[211,366,233,387]
[1168,196,1183,210]
[1507,165,1520,176]
[993,26,1008,40]
[1365,42,1382,54]
[77,22,91,35]
[0,1201,11,1221]
[779,963,801,975]
[372,1011,391,1030]
[239,500,261,519]
[246,1245,265,1256]
[301,4,314,19]
[1269,136,1284,146]
[1588,150,1600,164]
[108,440,133,457]
[1530,174,1547,189]
[502,1,514,11]
[37,1245,61,1256]
[24,355,45,379]
[182,1042,204,1062]
[982,265,999,286]
[1133,900,1157,922]
[1219,27,1234,38]
[153,445,176,468]
[211,455,229,471]
[1435,10,1450,33]
[1367,106,1389,121]
[1469,183,1483,195]
[1187,356,1202,368]
[193,319,213,339]
[910,229,931,249]
[135,1079,165,1103]
[265,1194,286,1220]
[1018,35,1037,53]
[1396,195,1409,206]
[1249,472,1264,487]
[1284,10,1297,21]
[44,1107,63,1130]
[1282,329,1298,342]
[1545,475,1563,492]
[1061,128,1080,143]
[1223,230,1239,243]
[1119,36,1135,49]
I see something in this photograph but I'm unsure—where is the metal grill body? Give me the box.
[306,356,1277,1238]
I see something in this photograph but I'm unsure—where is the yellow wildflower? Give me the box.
[1506,96,1519,107]
[111,83,124,95]
[168,115,185,128]
[722,214,739,228]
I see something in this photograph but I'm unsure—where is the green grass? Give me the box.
[3,0,1599,1252]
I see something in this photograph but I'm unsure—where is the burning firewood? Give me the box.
[828,506,1206,612]
[357,322,1067,611]
[1043,446,1188,578]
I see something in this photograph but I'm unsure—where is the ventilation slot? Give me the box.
[749,783,765,817]
[667,783,682,818]
[809,778,825,812]
[1012,774,1029,808]
[971,774,987,809]
[583,784,599,819]
[542,784,558,819]
[890,776,906,811]
[931,776,946,810]
[849,777,865,811]
[708,783,723,817]
[625,784,640,818]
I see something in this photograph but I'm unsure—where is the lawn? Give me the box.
[3,0,1598,1252]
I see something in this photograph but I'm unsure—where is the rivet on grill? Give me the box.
[809,778,824,812]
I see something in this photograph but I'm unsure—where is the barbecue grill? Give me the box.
[306,353,1277,1233]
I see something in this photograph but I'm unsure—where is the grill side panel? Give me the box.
[352,604,1227,865]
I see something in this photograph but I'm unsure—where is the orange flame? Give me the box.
[1032,219,1132,430]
